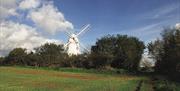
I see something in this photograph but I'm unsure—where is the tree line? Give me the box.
[0,27,179,79]
[0,34,145,72]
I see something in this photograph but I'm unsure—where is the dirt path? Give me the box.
[135,80,143,91]
[134,79,154,91]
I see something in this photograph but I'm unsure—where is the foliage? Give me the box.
[2,43,68,68]
[148,39,164,62]
[148,28,180,81]
[3,48,27,65]
[0,57,4,65]
[92,34,145,71]
[152,76,180,91]
[34,43,67,67]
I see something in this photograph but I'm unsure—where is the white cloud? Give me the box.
[28,3,73,34]
[1,0,74,34]
[0,0,17,7]
[0,0,18,20]
[0,21,61,56]
[19,0,40,10]
[0,0,74,56]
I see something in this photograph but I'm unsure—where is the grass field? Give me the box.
[0,67,179,91]
[3,67,179,91]
[0,66,157,91]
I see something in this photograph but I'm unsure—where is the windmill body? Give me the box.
[66,34,80,55]
[64,24,90,56]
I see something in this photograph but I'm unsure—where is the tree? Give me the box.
[25,52,42,67]
[148,28,180,80]
[0,57,4,65]
[91,34,145,71]
[148,39,163,61]
[161,28,180,78]
[91,35,116,69]
[147,39,164,72]
[5,48,27,65]
[34,43,66,67]
[115,35,145,71]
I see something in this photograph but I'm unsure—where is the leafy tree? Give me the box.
[115,35,145,71]
[148,39,163,61]
[161,28,180,78]
[34,43,66,67]
[5,48,27,65]
[25,52,43,67]
[147,39,164,72]
[91,35,116,69]
[91,34,145,71]
[0,57,4,65]
[148,28,180,80]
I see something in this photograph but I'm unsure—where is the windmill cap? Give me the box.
[71,34,76,37]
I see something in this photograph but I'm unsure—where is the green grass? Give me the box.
[0,66,144,91]
[4,66,180,91]
[13,66,130,75]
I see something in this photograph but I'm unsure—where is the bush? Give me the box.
[152,77,180,91]
[154,81,173,91]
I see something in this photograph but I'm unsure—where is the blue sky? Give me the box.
[53,0,180,45]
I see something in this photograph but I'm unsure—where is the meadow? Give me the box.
[1,66,180,91]
[0,66,150,91]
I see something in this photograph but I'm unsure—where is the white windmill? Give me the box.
[64,24,91,56]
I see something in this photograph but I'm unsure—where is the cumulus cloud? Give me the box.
[0,21,61,56]
[0,0,73,56]
[28,3,73,34]
[0,0,18,20]
[1,0,73,34]
[19,0,40,10]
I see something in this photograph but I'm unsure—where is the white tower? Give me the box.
[175,23,180,30]
[64,24,90,56]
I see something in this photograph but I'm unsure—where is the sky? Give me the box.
[0,0,180,56]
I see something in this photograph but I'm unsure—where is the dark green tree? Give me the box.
[34,43,67,67]
[0,57,5,65]
[148,28,180,80]
[5,48,27,65]
[161,28,180,78]
[115,35,145,71]
[91,35,116,69]
[91,34,145,71]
